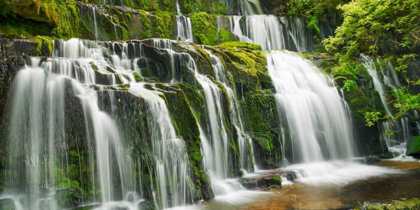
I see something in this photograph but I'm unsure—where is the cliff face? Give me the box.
[1,0,418,209]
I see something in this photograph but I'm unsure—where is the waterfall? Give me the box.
[206,49,255,172]
[361,56,394,117]
[361,55,412,153]
[194,67,246,195]
[240,0,264,15]
[151,40,247,196]
[129,84,191,209]
[92,5,99,40]
[3,38,197,209]
[267,51,355,163]
[263,51,400,186]
[227,15,311,51]
[175,0,194,42]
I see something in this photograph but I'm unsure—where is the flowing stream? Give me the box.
[0,0,415,209]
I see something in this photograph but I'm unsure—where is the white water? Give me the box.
[361,55,412,150]
[268,51,355,163]
[227,15,310,51]
[3,38,198,209]
[130,84,191,209]
[362,56,394,117]
[206,49,255,172]
[240,0,264,15]
[285,161,401,186]
[176,0,194,42]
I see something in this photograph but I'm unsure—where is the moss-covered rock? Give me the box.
[158,84,215,201]
[362,198,420,210]
[240,91,282,168]
[152,10,175,39]
[190,12,218,46]
[407,136,420,158]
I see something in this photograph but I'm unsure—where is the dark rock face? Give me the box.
[365,156,381,165]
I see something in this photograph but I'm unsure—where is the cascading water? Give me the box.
[239,0,264,15]
[193,52,253,196]
[129,84,191,209]
[263,51,397,185]
[268,51,355,163]
[205,49,255,173]
[361,56,412,157]
[226,15,311,51]
[175,0,194,42]
[2,38,198,209]
[150,40,250,196]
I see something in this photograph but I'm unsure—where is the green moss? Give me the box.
[240,91,281,168]
[182,0,228,14]
[176,83,205,111]
[160,84,210,201]
[39,0,91,39]
[407,136,420,157]
[269,175,282,185]
[219,28,237,44]
[217,41,263,51]
[133,72,143,82]
[363,198,420,210]
[139,10,152,39]
[31,35,53,55]
[152,10,174,39]
[0,17,53,38]
[190,12,218,45]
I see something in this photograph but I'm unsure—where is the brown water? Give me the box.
[197,161,420,210]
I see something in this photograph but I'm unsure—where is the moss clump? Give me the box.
[31,35,53,55]
[133,72,143,82]
[269,175,282,185]
[407,136,420,157]
[240,91,281,168]
[160,84,214,201]
[152,10,174,39]
[38,0,90,39]
[176,83,205,112]
[190,12,218,46]
[219,28,237,44]
[217,42,263,51]
[362,198,420,210]
[139,10,152,39]
[219,48,266,77]
[0,17,53,38]
[182,0,227,14]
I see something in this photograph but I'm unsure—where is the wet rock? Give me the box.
[378,152,397,159]
[365,156,381,165]
[239,170,295,190]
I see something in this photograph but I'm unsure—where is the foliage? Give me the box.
[323,0,420,57]
[323,0,420,126]
[364,111,382,127]
[287,0,345,35]
[391,88,420,119]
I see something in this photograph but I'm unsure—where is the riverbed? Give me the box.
[191,160,420,210]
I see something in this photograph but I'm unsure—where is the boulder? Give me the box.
[406,136,420,158]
